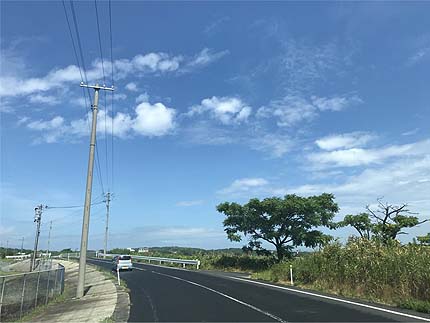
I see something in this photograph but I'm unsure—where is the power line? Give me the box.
[94,0,110,191]
[69,0,105,195]
[70,1,92,102]
[109,0,115,193]
[45,201,104,210]
[62,0,92,136]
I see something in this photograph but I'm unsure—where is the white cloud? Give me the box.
[132,101,176,136]
[308,139,430,168]
[315,132,376,151]
[402,128,420,136]
[218,177,269,195]
[176,200,204,207]
[288,154,430,226]
[311,95,362,111]
[135,92,149,103]
[257,94,361,127]
[131,52,182,73]
[27,116,64,131]
[188,96,252,125]
[248,134,293,158]
[125,82,138,92]
[114,93,127,100]
[257,95,316,126]
[24,100,176,142]
[0,49,225,98]
[28,94,60,105]
[185,48,229,69]
[408,47,430,65]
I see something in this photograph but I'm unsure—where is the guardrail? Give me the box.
[99,253,201,270]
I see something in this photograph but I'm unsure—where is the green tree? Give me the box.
[216,193,338,261]
[366,199,428,243]
[417,233,430,246]
[337,213,373,239]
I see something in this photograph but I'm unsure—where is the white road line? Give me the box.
[89,258,112,264]
[151,270,286,323]
[228,276,430,322]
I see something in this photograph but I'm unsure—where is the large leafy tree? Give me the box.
[337,213,373,239]
[216,193,338,261]
[339,199,428,243]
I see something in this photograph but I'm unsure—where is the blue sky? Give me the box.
[1,1,429,251]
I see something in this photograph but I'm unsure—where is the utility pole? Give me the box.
[21,237,24,254]
[30,205,44,271]
[77,83,114,298]
[5,240,8,257]
[103,192,111,259]
[47,221,52,258]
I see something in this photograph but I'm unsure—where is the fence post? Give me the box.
[35,271,41,308]
[61,267,65,294]
[19,274,27,319]
[45,269,51,305]
[0,276,6,320]
[54,268,59,294]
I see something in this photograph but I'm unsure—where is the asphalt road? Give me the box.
[88,258,430,322]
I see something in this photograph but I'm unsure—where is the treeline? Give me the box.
[108,247,245,257]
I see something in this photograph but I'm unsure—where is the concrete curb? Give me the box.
[111,280,130,322]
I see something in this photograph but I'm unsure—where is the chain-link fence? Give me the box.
[0,263,65,322]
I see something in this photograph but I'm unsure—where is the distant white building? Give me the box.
[127,248,135,252]
[138,247,149,253]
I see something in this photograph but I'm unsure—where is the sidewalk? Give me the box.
[25,260,129,323]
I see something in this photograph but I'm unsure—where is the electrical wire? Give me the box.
[108,0,115,193]
[45,201,105,210]
[94,0,110,191]
[69,0,105,195]
[61,0,91,135]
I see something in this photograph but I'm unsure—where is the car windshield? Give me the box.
[120,256,131,260]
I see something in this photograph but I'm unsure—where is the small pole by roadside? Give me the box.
[116,267,120,286]
[290,264,294,286]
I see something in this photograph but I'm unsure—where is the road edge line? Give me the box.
[228,276,430,322]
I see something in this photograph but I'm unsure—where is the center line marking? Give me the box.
[151,270,286,323]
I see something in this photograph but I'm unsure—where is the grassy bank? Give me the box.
[252,238,430,313]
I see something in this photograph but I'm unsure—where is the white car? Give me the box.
[112,255,133,271]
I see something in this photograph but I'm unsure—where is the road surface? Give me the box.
[88,258,430,322]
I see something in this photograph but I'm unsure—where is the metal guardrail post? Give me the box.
[0,276,6,320]
[19,274,27,319]
[35,271,41,307]
[45,269,51,305]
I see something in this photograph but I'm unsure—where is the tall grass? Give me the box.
[253,238,430,313]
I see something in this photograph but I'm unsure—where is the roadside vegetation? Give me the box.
[253,238,430,313]
[107,194,429,313]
